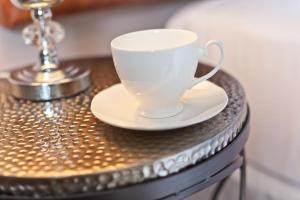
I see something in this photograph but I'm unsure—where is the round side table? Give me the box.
[0,57,249,200]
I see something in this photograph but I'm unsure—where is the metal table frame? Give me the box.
[0,58,249,200]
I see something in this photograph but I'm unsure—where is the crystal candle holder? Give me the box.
[9,0,90,101]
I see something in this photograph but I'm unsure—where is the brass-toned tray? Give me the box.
[0,57,247,198]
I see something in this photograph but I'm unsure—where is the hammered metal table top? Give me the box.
[0,57,247,197]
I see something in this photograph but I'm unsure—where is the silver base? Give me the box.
[8,65,90,101]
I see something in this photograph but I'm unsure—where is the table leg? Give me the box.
[239,149,246,200]
[211,176,230,200]
[211,149,246,200]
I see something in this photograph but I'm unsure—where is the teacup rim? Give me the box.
[111,29,198,52]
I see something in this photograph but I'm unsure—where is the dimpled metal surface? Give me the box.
[0,57,247,198]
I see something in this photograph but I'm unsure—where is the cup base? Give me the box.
[138,103,183,119]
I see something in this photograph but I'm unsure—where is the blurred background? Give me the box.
[1,0,299,199]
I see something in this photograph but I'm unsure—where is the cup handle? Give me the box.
[191,40,224,88]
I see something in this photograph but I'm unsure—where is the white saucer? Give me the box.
[91,81,228,131]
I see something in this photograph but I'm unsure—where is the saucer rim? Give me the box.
[91,81,228,131]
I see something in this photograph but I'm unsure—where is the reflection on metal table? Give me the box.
[0,57,249,200]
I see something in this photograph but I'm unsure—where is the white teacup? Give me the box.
[111,29,224,118]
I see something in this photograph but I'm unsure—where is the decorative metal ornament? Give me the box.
[0,58,247,198]
[8,0,90,101]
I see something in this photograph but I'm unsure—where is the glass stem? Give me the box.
[31,7,59,72]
